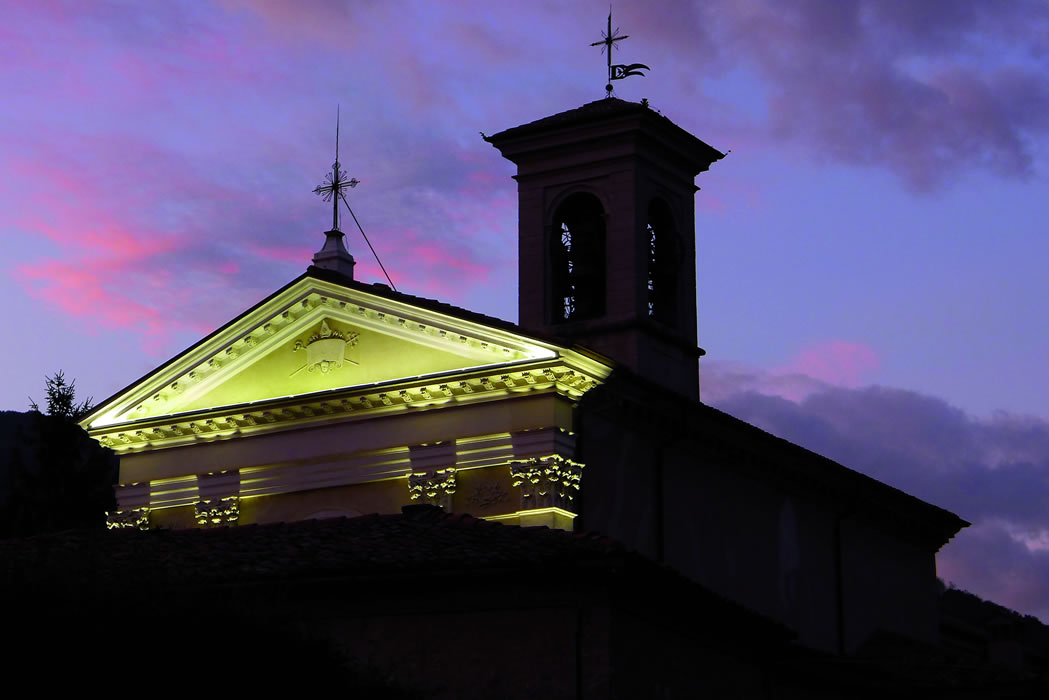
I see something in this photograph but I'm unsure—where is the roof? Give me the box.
[487,97,652,138]
[697,398,970,546]
[0,506,788,640]
[0,507,620,589]
[80,265,611,428]
[308,265,532,339]
[580,370,970,551]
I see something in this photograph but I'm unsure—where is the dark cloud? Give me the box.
[704,363,1049,622]
[680,0,1049,190]
[938,519,1049,623]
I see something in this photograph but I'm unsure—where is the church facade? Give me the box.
[83,263,609,533]
[80,97,966,655]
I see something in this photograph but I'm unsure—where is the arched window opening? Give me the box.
[646,198,679,325]
[551,193,606,323]
[778,499,801,628]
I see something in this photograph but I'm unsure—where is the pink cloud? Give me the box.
[2,72,514,356]
[364,228,491,299]
[8,181,189,352]
[777,340,881,389]
[309,222,496,304]
[3,130,258,353]
[15,257,174,353]
[701,362,831,405]
[701,341,881,405]
[408,242,488,279]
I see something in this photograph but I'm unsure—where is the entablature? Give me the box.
[90,360,604,453]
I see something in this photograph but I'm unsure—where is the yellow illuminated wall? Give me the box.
[177,322,493,413]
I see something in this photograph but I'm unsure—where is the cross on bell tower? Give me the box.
[590,10,649,98]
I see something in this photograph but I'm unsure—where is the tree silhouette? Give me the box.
[0,409,117,538]
[28,370,94,421]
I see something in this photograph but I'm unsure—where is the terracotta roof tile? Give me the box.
[486,98,648,140]
[0,508,629,590]
[485,97,726,170]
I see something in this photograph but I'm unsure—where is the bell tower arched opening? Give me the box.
[551,192,606,324]
[646,197,680,327]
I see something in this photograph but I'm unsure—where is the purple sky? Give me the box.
[3,1,1049,621]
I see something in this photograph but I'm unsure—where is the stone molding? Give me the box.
[198,469,240,500]
[409,441,457,472]
[510,427,576,461]
[93,363,602,453]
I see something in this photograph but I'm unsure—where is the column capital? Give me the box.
[106,507,150,530]
[195,496,240,526]
[509,455,583,512]
[408,468,457,511]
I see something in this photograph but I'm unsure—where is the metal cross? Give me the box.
[590,10,649,98]
[313,105,359,231]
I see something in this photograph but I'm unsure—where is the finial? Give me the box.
[590,8,649,98]
[309,107,397,289]
[311,106,358,278]
[313,105,360,232]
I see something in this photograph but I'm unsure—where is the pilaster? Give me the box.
[195,470,241,526]
[407,442,458,510]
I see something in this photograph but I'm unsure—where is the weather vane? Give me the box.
[590,9,649,98]
[313,105,359,232]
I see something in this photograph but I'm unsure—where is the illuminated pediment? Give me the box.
[83,273,566,431]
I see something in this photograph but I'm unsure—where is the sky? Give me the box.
[2,1,1048,622]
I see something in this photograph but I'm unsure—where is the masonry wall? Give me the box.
[839,517,940,650]
[575,390,941,654]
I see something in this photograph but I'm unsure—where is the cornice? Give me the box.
[91,361,603,453]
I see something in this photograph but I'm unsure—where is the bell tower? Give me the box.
[486,98,724,399]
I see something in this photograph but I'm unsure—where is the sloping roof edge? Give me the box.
[80,267,610,429]
[580,369,969,550]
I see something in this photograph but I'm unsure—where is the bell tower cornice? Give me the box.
[486,98,724,177]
